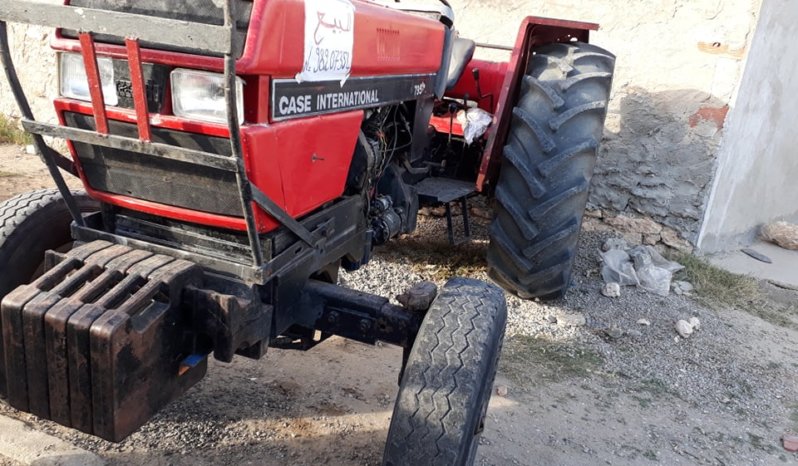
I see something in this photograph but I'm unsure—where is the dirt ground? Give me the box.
[0,143,797,465]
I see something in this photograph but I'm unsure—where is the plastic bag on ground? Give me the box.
[600,249,640,286]
[632,245,685,273]
[628,246,675,296]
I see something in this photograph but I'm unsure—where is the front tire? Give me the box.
[383,278,507,466]
[0,189,97,396]
[488,41,615,300]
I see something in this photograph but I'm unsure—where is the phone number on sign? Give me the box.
[305,46,351,75]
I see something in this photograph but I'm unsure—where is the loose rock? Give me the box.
[672,280,695,296]
[688,317,701,331]
[782,433,798,452]
[637,318,651,326]
[600,326,624,341]
[602,282,621,298]
[675,320,694,338]
[762,222,798,251]
[559,313,587,327]
[396,281,438,312]
[24,144,36,155]
[495,385,509,397]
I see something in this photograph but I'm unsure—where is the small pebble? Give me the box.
[25,144,36,155]
[560,313,587,327]
[601,326,624,341]
[637,319,651,326]
[495,385,509,397]
[547,315,558,324]
[782,433,798,452]
[675,320,693,338]
[601,282,621,298]
[688,317,701,331]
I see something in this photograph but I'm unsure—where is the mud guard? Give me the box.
[475,16,599,192]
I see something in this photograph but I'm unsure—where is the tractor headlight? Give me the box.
[59,52,118,106]
[170,69,244,124]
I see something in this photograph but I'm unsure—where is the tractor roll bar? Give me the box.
[0,1,232,55]
[0,0,319,277]
[0,21,85,228]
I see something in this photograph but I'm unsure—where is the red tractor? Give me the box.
[0,0,614,463]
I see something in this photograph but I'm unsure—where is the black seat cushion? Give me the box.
[446,37,476,90]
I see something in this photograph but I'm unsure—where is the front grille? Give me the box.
[109,59,169,113]
[64,112,242,217]
[113,209,266,265]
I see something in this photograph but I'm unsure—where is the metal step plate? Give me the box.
[415,177,476,204]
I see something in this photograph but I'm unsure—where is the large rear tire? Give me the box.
[0,189,97,396]
[488,42,615,299]
[383,278,507,466]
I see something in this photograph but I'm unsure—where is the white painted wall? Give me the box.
[698,0,798,253]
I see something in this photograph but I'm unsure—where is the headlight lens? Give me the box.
[59,52,118,106]
[171,69,244,124]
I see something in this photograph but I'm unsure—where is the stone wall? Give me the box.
[0,0,764,246]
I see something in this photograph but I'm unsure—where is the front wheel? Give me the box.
[383,278,507,466]
[0,189,97,396]
[488,41,616,299]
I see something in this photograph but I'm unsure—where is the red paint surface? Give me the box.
[689,105,729,129]
[78,33,109,134]
[237,0,445,78]
[50,0,447,233]
[55,99,362,232]
[447,60,509,114]
[429,114,464,136]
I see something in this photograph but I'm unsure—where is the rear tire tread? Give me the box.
[488,42,615,299]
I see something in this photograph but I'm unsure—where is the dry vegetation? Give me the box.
[0,115,32,146]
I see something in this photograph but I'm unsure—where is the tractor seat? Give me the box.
[446,37,476,90]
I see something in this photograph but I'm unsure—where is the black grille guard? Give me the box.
[0,0,320,284]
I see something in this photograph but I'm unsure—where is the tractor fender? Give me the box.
[475,17,599,192]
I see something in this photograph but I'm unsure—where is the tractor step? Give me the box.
[415,177,476,204]
[416,177,475,245]
[0,240,207,442]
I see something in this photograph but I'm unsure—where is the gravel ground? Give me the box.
[0,151,797,464]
